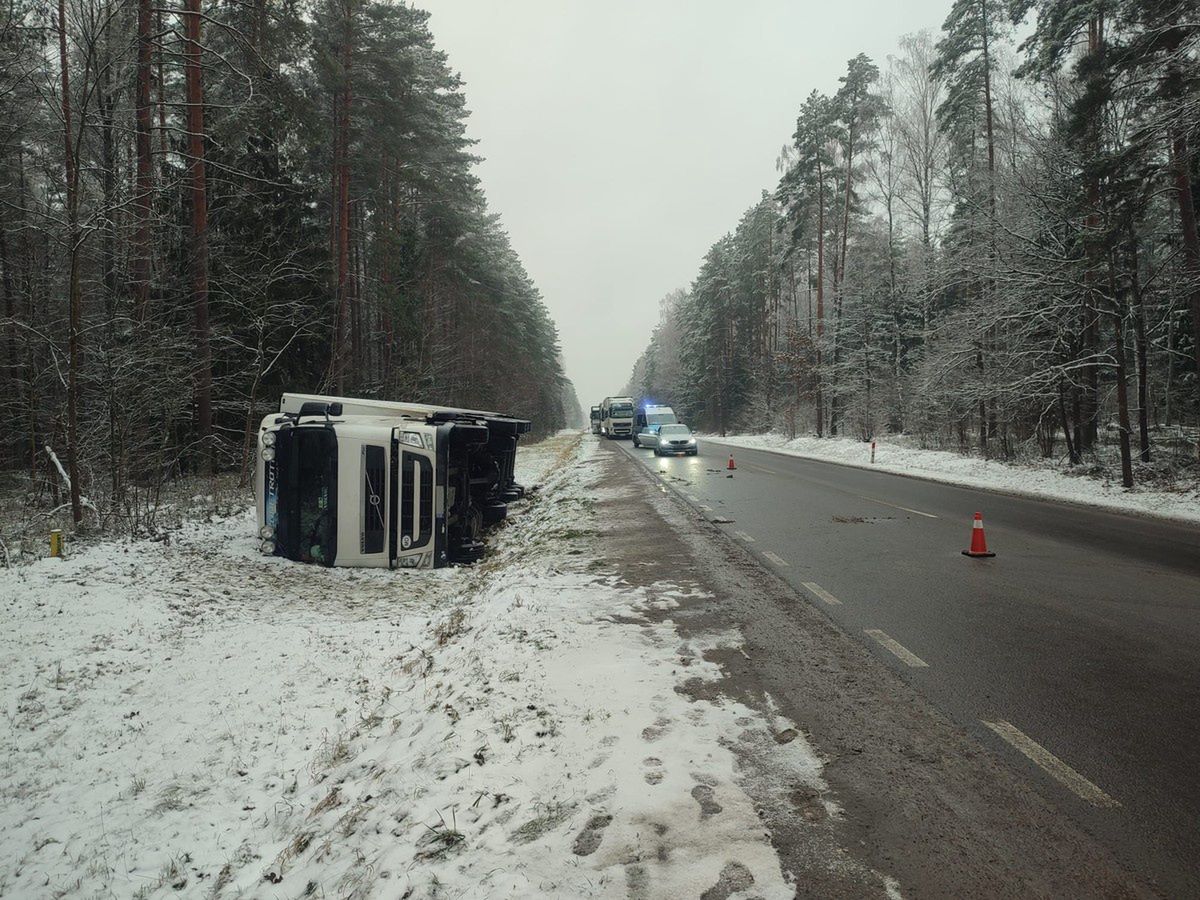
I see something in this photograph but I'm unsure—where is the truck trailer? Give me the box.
[255,393,532,569]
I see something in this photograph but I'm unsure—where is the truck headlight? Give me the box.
[259,539,275,554]
[262,431,276,448]
[261,446,276,462]
[259,525,275,540]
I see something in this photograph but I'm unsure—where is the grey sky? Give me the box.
[419,0,953,410]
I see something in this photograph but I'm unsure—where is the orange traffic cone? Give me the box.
[962,511,995,558]
[727,454,737,471]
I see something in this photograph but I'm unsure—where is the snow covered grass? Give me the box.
[1,431,825,898]
[706,432,1200,524]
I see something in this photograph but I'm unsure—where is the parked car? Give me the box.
[653,423,698,456]
[633,422,662,448]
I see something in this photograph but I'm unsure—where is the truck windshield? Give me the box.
[274,427,338,565]
[610,404,633,417]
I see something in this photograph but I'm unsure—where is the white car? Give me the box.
[653,424,698,456]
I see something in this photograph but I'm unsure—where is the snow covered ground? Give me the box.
[1,432,829,899]
[706,432,1200,525]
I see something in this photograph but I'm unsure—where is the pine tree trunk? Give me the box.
[184,0,213,472]
[330,2,353,393]
[980,0,996,217]
[58,0,84,524]
[133,0,152,322]
[815,159,825,438]
[1110,310,1134,489]
[156,6,167,170]
[1170,132,1200,405]
[1128,231,1151,462]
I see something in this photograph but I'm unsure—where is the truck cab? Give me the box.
[600,396,635,439]
[590,406,602,434]
[256,394,531,568]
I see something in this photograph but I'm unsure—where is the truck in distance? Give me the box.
[599,396,635,438]
[590,405,602,434]
[255,393,531,569]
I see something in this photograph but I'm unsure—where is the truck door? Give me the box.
[392,438,435,563]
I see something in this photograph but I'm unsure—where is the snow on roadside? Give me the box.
[1,432,829,899]
[707,432,1200,524]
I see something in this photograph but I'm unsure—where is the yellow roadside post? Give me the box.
[50,529,64,559]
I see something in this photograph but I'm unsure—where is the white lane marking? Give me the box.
[734,530,756,543]
[856,494,939,519]
[700,504,713,512]
[983,720,1119,808]
[739,647,751,660]
[685,494,699,503]
[864,629,929,668]
[742,462,778,475]
[801,582,842,605]
[762,551,789,567]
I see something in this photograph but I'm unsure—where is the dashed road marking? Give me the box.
[983,720,1119,807]
[734,530,756,543]
[700,504,713,513]
[742,462,778,476]
[864,629,929,667]
[801,582,842,605]
[762,551,789,567]
[857,495,939,519]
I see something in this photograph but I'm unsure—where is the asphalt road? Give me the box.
[612,435,1200,897]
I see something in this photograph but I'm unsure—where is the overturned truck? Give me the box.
[255,394,532,568]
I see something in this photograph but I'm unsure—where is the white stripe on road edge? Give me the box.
[982,719,1119,808]
[700,504,713,512]
[734,530,756,543]
[762,551,789,567]
[801,582,842,605]
[864,628,929,667]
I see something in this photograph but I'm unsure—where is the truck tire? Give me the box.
[483,501,507,526]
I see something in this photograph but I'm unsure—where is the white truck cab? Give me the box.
[255,393,531,568]
[600,396,635,438]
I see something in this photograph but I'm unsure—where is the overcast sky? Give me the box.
[419,0,952,410]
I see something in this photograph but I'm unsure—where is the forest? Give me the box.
[627,0,1200,489]
[0,0,576,531]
